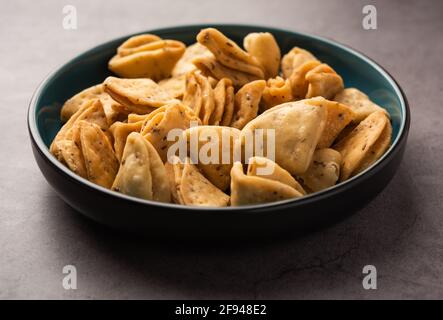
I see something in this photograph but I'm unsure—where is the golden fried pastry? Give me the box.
[334,110,392,181]
[261,76,293,111]
[333,88,390,122]
[111,132,170,202]
[165,156,230,207]
[141,102,201,162]
[247,156,306,195]
[103,76,179,114]
[211,78,235,126]
[281,47,318,79]
[243,32,281,78]
[60,84,125,125]
[79,121,119,188]
[230,162,303,206]
[182,71,215,125]
[109,34,185,80]
[109,120,144,162]
[230,80,266,129]
[51,99,108,160]
[242,99,327,175]
[305,63,344,99]
[304,97,355,149]
[172,43,212,77]
[297,148,342,192]
[182,126,241,191]
[194,28,265,86]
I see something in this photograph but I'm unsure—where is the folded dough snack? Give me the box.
[197,28,264,77]
[333,88,389,122]
[111,132,170,202]
[109,34,185,80]
[261,76,293,112]
[288,60,322,100]
[79,121,119,189]
[171,43,212,77]
[211,78,234,126]
[141,102,201,162]
[109,120,144,162]
[247,156,306,195]
[305,63,344,99]
[183,71,215,125]
[103,76,179,114]
[194,28,265,86]
[242,99,327,175]
[243,32,281,78]
[182,126,241,191]
[334,110,391,181]
[53,123,86,178]
[281,47,318,79]
[60,84,125,125]
[165,157,229,207]
[230,162,303,206]
[297,148,342,193]
[51,99,108,160]
[304,97,355,149]
[231,80,266,129]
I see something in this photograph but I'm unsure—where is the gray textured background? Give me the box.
[1,0,442,299]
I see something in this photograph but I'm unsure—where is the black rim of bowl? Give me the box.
[27,23,411,214]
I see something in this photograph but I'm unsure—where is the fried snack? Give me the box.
[243,32,281,78]
[183,71,215,125]
[103,76,179,114]
[281,47,318,79]
[109,121,144,162]
[158,74,186,99]
[288,60,322,100]
[194,28,264,86]
[53,123,86,178]
[334,110,392,181]
[172,43,212,77]
[108,34,185,80]
[260,76,293,112]
[192,56,260,87]
[165,157,230,207]
[230,162,303,206]
[305,63,344,99]
[79,121,119,188]
[242,99,327,175]
[182,126,241,191]
[247,156,306,195]
[281,46,343,100]
[50,99,108,160]
[141,102,201,162]
[60,84,125,125]
[353,118,392,176]
[211,78,234,126]
[197,28,264,77]
[231,80,266,129]
[297,148,342,193]
[304,97,355,148]
[111,132,170,202]
[333,88,390,122]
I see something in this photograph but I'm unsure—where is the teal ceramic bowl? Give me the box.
[28,24,410,238]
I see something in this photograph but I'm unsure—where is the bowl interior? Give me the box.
[32,24,406,175]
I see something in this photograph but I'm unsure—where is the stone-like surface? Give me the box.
[0,0,442,299]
